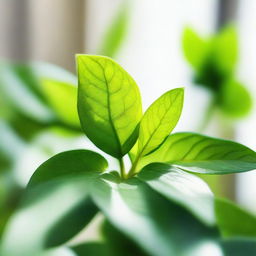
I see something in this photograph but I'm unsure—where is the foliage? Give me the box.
[1,55,256,256]
[182,26,252,119]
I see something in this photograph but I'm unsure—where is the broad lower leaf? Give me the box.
[135,88,184,158]
[182,27,209,70]
[41,79,80,127]
[77,55,142,157]
[138,163,215,225]
[98,3,129,58]
[28,149,107,188]
[91,174,218,256]
[219,79,252,118]
[215,198,256,238]
[213,25,238,76]
[137,132,256,174]
[1,150,107,256]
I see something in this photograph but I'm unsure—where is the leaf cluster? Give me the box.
[1,56,256,256]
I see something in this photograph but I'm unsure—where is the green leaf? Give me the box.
[137,132,256,174]
[138,163,215,225]
[1,150,107,256]
[219,79,252,118]
[215,198,256,238]
[220,238,256,256]
[213,25,238,75]
[91,175,218,256]
[28,149,107,188]
[72,242,112,256]
[182,27,209,70]
[77,55,142,158]
[135,88,184,158]
[99,3,129,58]
[40,79,80,127]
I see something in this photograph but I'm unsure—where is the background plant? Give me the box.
[1,55,256,256]
[182,25,252,131]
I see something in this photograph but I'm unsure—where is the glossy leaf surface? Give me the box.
[138,132,256,174]
[77,55,142,157]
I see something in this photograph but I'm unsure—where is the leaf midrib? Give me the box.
[96,58,123,157]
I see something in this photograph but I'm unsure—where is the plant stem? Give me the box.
[127,154,141,178]
[119,158,126,179]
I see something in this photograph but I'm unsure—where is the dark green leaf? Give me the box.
[138,163,215,225]
[77,55,142,157]
[28,150,108,188]
[137,132,256,174]
[220,238,256,256]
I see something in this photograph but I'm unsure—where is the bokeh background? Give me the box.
[0,0,255,240]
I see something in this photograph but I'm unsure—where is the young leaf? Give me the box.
[215,198,256,238]
[137,132,256,174]
[40,79,80,127]
[138,163,215,225]
[77,55,142,158]
[98,3,129,58]
[135,88,184,158]
[219,79,252,118]
[91,175,218,256]
[1,150,107,256]
[182,27,209,70]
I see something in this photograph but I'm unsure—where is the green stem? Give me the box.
[119,158,126,179]
[127,153,141,178]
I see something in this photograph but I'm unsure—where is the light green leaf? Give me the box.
[215,198,256,238]
[77,55,142,158]
[219,79,252,118]
[1,150,107,256]
[98,3,129,58]
[213,25,238,75]
[138,163,215,225]
[91,174,218,256]
[137,132,256,174]
[40,79,80,127]
[135,88,184,158]
[182,27,209,70]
